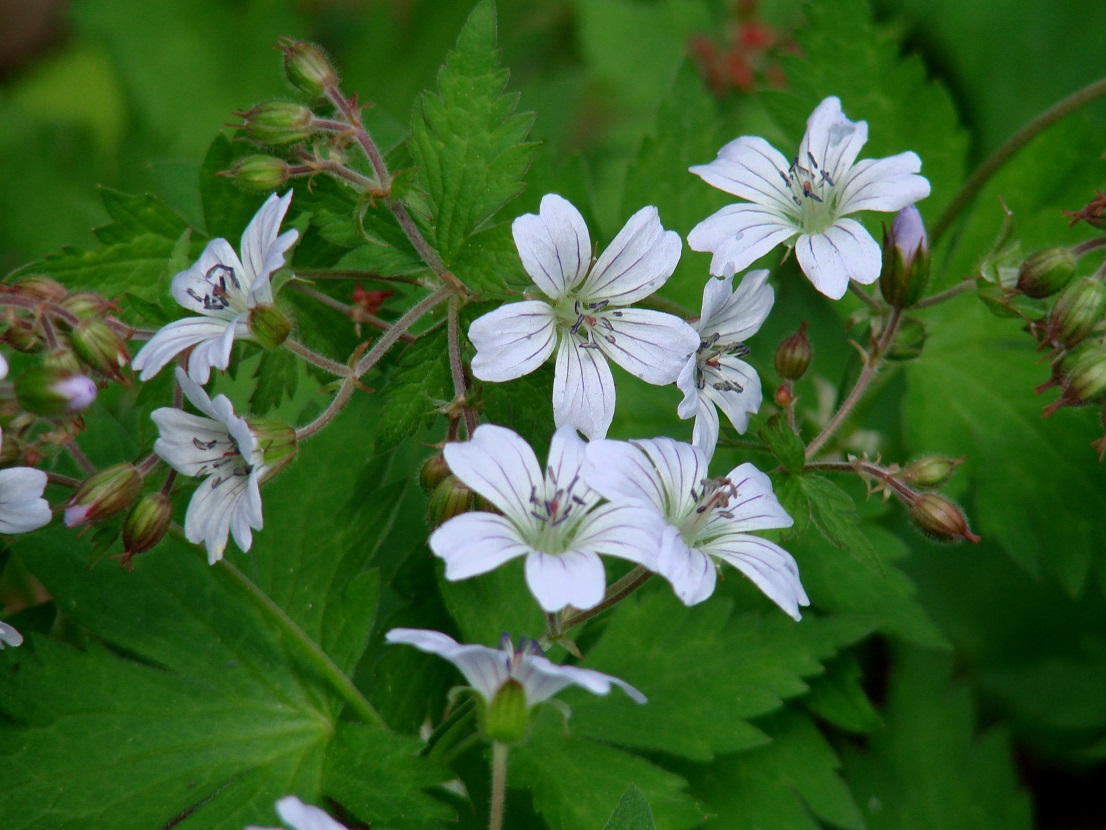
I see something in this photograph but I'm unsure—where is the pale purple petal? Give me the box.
[524,549,606,612]
[798,96,868,184]
[675,357,700,420]
[132,317,231,382]
[469,301,557,382]
[0,352,7,381]
[553,339,615,441]
[794,219,881,299]
[385,629,509,702]
[704,533,809,620]
[0,467,51,533]
[429,512,532,580]
[698,269,774,342]
[173,367,221,420]
[443,424,543,524]
[599,309,698,384]
[689,136,795,210]
[579,206,682,305]
[513,194,592,299]
[631,438,707,522]
[836,153,930,215]
[517,655,647,704]
[545,425,595,505]
[687,204,797,277]
[0,621,23,649]
[656,524,717,606]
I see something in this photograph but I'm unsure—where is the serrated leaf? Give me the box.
[200,134,272,242]
[799,474,881,572]
[95,187,193,243]
[250,347,301,415]
[603,786,657,830]
[803,651,882,733]
[374,326,452,453]
[760,415,806,473]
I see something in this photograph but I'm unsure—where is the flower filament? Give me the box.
[525,467,588,553]
[693,332,751,392]
[186,264,243,313]
[191,432,252,486]
[778,152,838,232]
[680,475,740,540]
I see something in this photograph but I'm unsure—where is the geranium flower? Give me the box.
[246,796,348,830]
[469,194,698,440]
[429,424,663,612]
[676,268,774,457]
[688,96,930,300]
[133,191,298,383]
[585,437,808,617]
[0,428,51,535]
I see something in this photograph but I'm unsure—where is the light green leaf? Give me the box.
[603,786,657,830]
[797,474,881,572]
[803,652,883,734]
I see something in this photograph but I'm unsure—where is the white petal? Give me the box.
[151,409,229,475]
[579,206,682,304]
[794,219,881,299]
[0,467,50,533]
[599,309,698,385]
[698,269,774,342]
[572,501,664,568]
[687,204,797,277]
[690,136,796,210]
[170,239,246,316]
[524,549,606,612]
[469,301,557,382]
[516,654,646,704]
[132,317,231,382]
[443,424,542,525]
[798,96,868,184]
[385,629,509,702]
[837,153,930,215]
[241,191,298,306]
[675,357,701,420]
[0,352,8,381]
[185,314,244,384]
[184,472,260,564]
[706,462,793,534]
[689,391,721,460]
[702,356,762,436]
[0,621,23,649]
[704,533,809,620]
[271,796,350,830]
[513,194,592,299]
[632,438,707,523]
[553,340,615,441]
[429,512,532,580]
[584,439,668,514]
[657,524,717,606]
[545,425,593,504]
[173,366,220,420]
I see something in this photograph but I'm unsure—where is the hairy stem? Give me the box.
[295,378,355,441]
[354,286,452,376]
[283,337,351,376]
[447,297,478,437]
[556,566,655,634]
[912,280,976,310]
[489,742,509,830]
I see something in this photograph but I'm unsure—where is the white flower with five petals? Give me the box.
[246,796,348,830]
[429,424,663,612]
[151,368,265,563]
[676,268,774,457]
[469,194,698,440]
[585,437,808,618]
[688,96,930,300]
[133,191,298,383]
[0,422,51,536]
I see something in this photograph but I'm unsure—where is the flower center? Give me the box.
[525,467,589,554]
[191,432,252,486]
[693,333,751,394]
[777,152,838,234]
[186,264,247,314]
[679,475,741,541]
[556,297,624,352]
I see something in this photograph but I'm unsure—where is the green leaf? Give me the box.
[408,0,537,269]
[373,326,452,453]
[760,415,806,474]
[199,134,271,242]
[249,347,301,415]
[95,186,193,243]
[603,786,657,830]
[797,474,881,572]
[803,652,883,734]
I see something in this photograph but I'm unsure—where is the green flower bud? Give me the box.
[1,321,42,353]
[122,492,173,556]
[15,275,67,301]
[248,303,293,349]
[60,292,113,319]
[886,317,927,361]
[0,434,24,467]
[1042,341,1106,417]
[774,322,812,381]
[976,282,1023,319]
[65,463,143,527]
[236,101,317,146]
[419,453,451,494]
[482,679,530,744]
[908,492,981,544]
[278,38,339,98]
[880,205,931,307]
[1045,276,1106,349]
[245,418,298,477]
[426,475,474,528]
[225,155,292,191]
[14,366,97,415]
[901,455,963,489]
[70,318,130,381]
[1016,248,1076,298]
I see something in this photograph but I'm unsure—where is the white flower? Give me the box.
[469,194,699,440]
[430,424,663,612]
[133,191,298,383]
[246,796,348,830]
[688,96,930,300]
[676,268,774,457]
[0,429,51,535]
[585,437,808,618]
[386,628,646,705]
[0,621,23,649]
[151,368,264,564]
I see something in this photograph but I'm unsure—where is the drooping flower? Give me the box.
[688,96,930,300]
[676,268,774,457]
[151,369,282,563]
[0,430,51,535]
[133,191,298,383]
[0,621,24,649]
[469,194,699,440]
[246,796,348,830]
[429,424,662,612]
[585,437,808,617]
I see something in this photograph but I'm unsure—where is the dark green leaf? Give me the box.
[374,326,452,453]
[250,347,301,415]
[760,414,806,473]
[803,651,882,733]
[799,475,881,572]
[603,786,657,830]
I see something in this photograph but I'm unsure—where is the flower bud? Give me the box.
[419,453,451,494]
[14,367,97,416]
[65,463,143,527]
[901,455,963,489]
[482,678,530,744]
[236,101,317,146]
[1044,276,1106,349]
[70,319,130,381]
[245,419,298,477]
[426,475,474,528]
[976,282,1022,319]
[2,320,42,352]
[908,492,981,543]
[60,292,114,319]
[15,275,67,301]
[880,205,930,307]
[0,434,24,467]
[1042,341,1106,417]
[122,492,173,557]
[1016,248,1076,299]
[886,317,927,361]
[248,304,293,349]
[279,38,339,98]
[224,155,292,191]
[775,322,811,380]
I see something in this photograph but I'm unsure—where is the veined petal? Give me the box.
[687,204,797,277]
[385,629,509,702]
[132,317,231,382]
[794,219,881,299]
[573,501,664,568]
[675,356,700,420]
[517,655,646,704]
[170,239,246,316]
[579,206,682,304]
[545,425,596,505]
[0,352,8,380]
[704,461,793,534]
[699,269,774,342]
[469,301,557,382]
[584,439,668,514]
[657,524,717,606]
[524,549,606,611]
[150,408,231,476]
[798,96,868,185]
[0,620,23,648]
[185,313,243,384]
[837,153,930,215]
[553,339,615,441]
[229,472,265,552]
[702,355,762,436]
[690,136,796,210]
[690,392,721,459]
[599,309,698,385]
[429,511,532,580]
[443,424,543,524]
[174,366,222,420]
[241,191,298,306]
[513,194,592,299]
[0,467,51,533]
[704,533,809,620]
[184,471,260,564]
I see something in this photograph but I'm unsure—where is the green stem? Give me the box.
[554,565,655,637]
[215,558,385,727]
[912,279,976,310]
[489,741,509,830]
[932,77,1106,243]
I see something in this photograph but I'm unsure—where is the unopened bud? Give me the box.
[225,155,292,191]
[886,317,927,361]
[908,492,980,543]
[880,205,930,307]
[1016,248,1076,299]
[2,321,42,352]
[60,292,114,319]
[279,38,339,98]
[70,319,130,381]
[0,434,23,467]
[245,419,298,477]
[122,492,173,556]
[15,276,67,301]
[426,475,474,528]
[1044,276,1106,349]
[419,453,451,494]
[976,282,1022,319]
[775,322,811,380]
[901,455,963,489]
[237,101,317,146]
[482,678,530,744]
[14,367,97,415]
[248,304,293,349]
[65,463,143,527]
[1042,341,1106,417]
